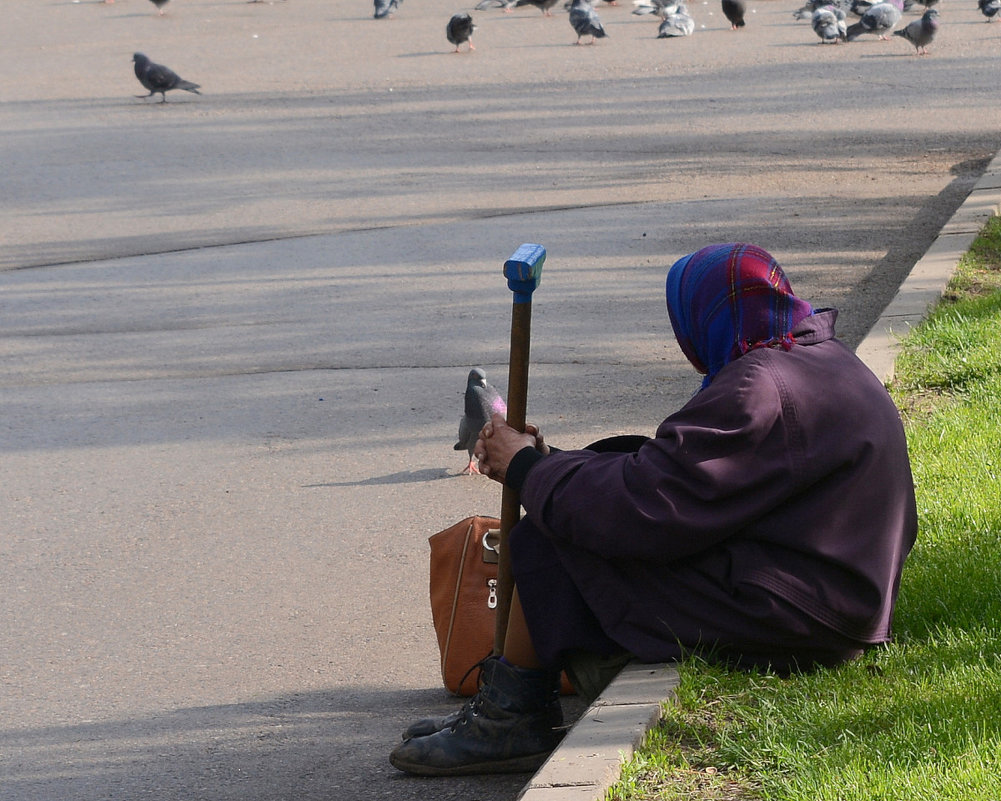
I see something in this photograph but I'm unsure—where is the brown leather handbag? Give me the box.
[428,515,575,696]
[428,516,502,696]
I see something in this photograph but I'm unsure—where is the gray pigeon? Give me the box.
[658,3,696,35]
[633,0,683,16]
[454,368,507,475]
[812,4,847,41]
[475,0,517,10]
[149,0,169,13]
[132,53,201,103]
[374,0,400,18]
[893,7,938,52]
[721,0,746,27]
[979,0,1001,21]
[515,0,561,15]
[848,0,876,15]
[793,0,849,20]
[447,12,477,50]
[845,0,902,39]
[569,0,607,42]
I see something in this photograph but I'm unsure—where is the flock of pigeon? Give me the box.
[416,0,1001,56]
[795,0,942,49]
[433,0,748,47]
[427,0,1001,53]
[434,0,961,51]
[125,0,1000,101]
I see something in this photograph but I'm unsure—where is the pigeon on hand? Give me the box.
[447,12,477,50]
[721,0,746,27]
[132,53,201,103]
[893,7,937,52]
[658,2,696,34]
[979,0,1001,21]
[845,0,902,39]
[516,0,561,15]
[149,0,170,13]
[374,0,400,18]
[812,4,847,41]
[569,0,607,42]
[454,368,507,475]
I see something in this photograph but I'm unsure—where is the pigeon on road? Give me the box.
[812,4,847,41]
[848,0,876,13]
[979,0,1001,21]
[793,0,849,20]
[447,12,477,50]
[149,0,170,13]
[374,0,400,18]
[658,3,696,35]
[845,0,902,39]
[475,0,517,10]
[721,0,746,27]
[633,0,673,15]
[132,53,201,103]
[454,368,507,475]
[516,0,561,15]
[569,0,608,42]
[893,6,938,52]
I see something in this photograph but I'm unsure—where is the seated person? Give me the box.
[391,242,917,777]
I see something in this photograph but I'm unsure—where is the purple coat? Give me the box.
[513,310,917,665]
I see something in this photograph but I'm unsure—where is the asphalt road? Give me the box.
[2,0,1000,799]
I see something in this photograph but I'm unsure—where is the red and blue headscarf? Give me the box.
[666,243,813,388]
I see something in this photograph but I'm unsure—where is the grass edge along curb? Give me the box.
[605,215,1001,801]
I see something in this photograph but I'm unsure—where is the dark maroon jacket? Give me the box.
[516,310,917,658]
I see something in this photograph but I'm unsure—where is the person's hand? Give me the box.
[523,423,550,457]
[473,414,544,484]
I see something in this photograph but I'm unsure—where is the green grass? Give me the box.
[608,216,1001,801]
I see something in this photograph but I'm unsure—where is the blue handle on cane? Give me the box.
[504,244,545,304]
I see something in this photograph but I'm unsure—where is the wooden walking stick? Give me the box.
[493,243,546,654]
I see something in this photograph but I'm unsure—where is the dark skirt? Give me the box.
[510,518,865,675]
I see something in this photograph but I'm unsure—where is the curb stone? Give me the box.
[515,150,1001,801]
[855,150,1001,384]
[517,662,680,801]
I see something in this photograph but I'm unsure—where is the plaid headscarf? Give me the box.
[666,243,813,388]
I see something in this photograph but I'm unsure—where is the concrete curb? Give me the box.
[517,662,680,801]
[515,152,1001,801]
[856,150,1001,384]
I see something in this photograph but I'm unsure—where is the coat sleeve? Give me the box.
[519,358,804,562]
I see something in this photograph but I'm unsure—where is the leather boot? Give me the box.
[400,654,565,740]
[401,708,463,741]
[390,656,565,776]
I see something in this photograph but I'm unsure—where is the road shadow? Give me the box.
[0,686,581,801]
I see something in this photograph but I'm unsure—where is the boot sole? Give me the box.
[389,749,551,776]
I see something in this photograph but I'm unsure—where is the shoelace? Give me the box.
[451,654,495,731]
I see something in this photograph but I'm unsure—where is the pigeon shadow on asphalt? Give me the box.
[305,468,461,487]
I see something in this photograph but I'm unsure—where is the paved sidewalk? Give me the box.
[5,2,1001,800]
[515,150,1001,801]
